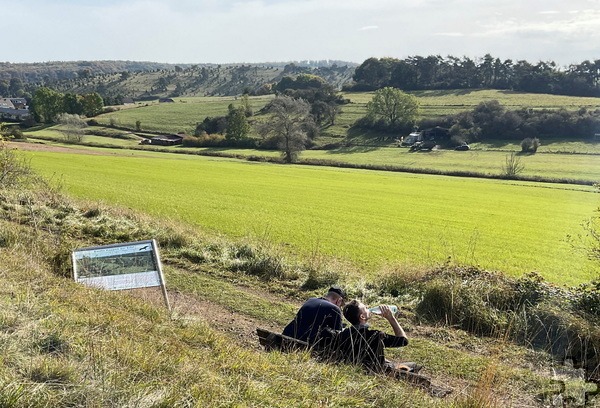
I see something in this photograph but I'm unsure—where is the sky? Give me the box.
[4,0,600,66]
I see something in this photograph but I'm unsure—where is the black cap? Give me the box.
[328,285,347,299]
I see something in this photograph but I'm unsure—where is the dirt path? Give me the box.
[8,141,115,155]
[130,286,286,351]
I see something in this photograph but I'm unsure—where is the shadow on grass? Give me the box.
[325,145,382,154]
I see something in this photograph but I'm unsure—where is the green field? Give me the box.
[90,89,600,140]
[96,95,274,134]
[24,149,598,286]
[175,146,600,183]
[324,89,600,139]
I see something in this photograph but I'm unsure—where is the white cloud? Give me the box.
[1,0,599,65]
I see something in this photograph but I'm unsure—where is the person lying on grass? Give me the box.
[338,300,420,373]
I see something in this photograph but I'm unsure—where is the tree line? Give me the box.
[31,87,104,123]
[349,55,600,97]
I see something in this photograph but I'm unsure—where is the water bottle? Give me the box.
[369,305,398,315]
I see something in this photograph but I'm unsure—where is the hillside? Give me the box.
[1,142,600,407]
[0,60,357,99]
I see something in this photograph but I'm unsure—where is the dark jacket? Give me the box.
[282,297,343,344]
[337,324,408,372]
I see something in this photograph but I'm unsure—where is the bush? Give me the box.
[0,143,33,188]
[502,152,525,177]
[572,280,600,318]
[182,133,226,148]
[521,137,540,153]
[1,126,25,140]
[195,116,227,136]
[228,242,297,281]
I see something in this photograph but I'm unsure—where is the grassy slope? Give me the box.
[23,149,598,285]
[0,182,569,407]
[322,89,600,139]
[89,89,600,139]
[96,95,274,134]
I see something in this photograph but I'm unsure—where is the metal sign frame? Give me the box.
[72,239,170,311]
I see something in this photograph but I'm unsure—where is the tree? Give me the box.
[82,93,104,117]
[57,113,87,143]
[225,106,250,141]
[366,87,419,128]
[63,93,84,115]
[31,87,64,123]
[258,96,315,163]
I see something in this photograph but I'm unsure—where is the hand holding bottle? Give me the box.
[369,305,398,316]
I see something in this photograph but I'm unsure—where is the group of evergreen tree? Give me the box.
[350,55,600,97]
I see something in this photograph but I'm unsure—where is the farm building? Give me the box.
[141,134,184,146]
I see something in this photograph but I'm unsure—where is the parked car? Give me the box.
[454,143,470,151]
[400,132,422,147]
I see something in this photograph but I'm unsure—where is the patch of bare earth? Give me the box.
[128,287,283,351]
[8,141,118,156]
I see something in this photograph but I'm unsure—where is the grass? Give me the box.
[85,89,600,141]
[95,95,274,134]
[22,149,599,286]
[1,154,597,407]
[321,89,600,139]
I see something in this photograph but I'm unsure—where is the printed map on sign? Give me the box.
[72,240,162,291]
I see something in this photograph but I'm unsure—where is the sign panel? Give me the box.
[72,240,164,291]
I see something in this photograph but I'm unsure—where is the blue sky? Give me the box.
[4,0,600,66]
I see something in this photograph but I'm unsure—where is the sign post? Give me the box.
[72,239,171,311]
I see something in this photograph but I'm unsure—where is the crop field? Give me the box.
[23,149,598,286]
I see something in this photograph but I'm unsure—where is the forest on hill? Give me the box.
[0,60,357,101]
[349,55,600,97]
[2,54,600,103]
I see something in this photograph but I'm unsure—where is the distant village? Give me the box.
[0,97,30,121]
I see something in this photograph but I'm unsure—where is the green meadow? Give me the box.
[90,89,600,140]
[24,149,598,286]
[175,146,600,183]
[96,95,274,134]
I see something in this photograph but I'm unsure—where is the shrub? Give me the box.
[1,126,25,140]
[57,113,87,143]
[182,133,226,148]
[502,152,525,177]
[572,280,600,318]
[301,265,340,290]
[0,143,33,188]
[521,137,540,153]
[229,242,296,281]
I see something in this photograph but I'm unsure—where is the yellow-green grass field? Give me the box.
[23,149,599,286]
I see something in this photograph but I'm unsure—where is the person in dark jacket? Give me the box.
[339,300,417,373]
[282,286,346,344]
